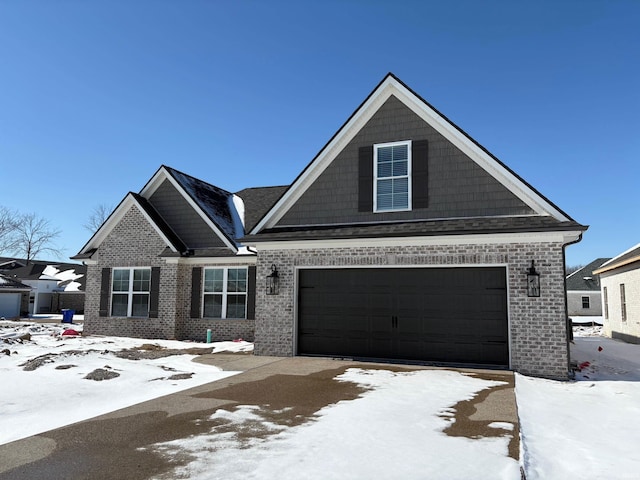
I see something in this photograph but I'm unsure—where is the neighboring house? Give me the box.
[594,243,640,344]
[0,274,31,319]
[1,260,86,315]
[566,258,610,318]
[73,73,586,379]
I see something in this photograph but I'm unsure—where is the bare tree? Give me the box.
[566,264,585,275]
[83,203,113,233]
[0,206,20,254]
[11,213,63,262]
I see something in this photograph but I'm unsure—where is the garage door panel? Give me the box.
[298,267,508,366]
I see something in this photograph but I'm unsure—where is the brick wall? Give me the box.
[254,241,569,379]
[83,206,256,342]
[84,206,179,339]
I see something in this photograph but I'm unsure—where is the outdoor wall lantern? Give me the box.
[526,260,540,297]
[266,264,280,295]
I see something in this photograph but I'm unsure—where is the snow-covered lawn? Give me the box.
[517,327,640,480]
[0,320,250,445]
[2,321,640,479]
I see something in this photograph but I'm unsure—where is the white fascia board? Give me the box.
[251,76,569,234]
[568,290,602,294]
[140,167,237,252]
[79,194,179,254]
[246,230,584,251]
[163,255,257,265]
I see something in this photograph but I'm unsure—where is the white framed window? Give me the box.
[620,284,626,322]
[111,267,151,317]
[374,140,411,212]
[203,267,248,319]
[603,286,608,319]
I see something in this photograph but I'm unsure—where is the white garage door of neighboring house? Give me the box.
[0,293,21,319]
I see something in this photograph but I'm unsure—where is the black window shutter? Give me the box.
[246,265,257,320]
[99,268,111,317]
[412,139,429,209]
[190,267,202,319]
[358,145,374,212]
[148,267,161,318]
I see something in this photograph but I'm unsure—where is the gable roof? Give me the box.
[73,192,188,259]
[0,273,31,291]
[250,73,579,235]
[141,166,242,251]
[566,258,611,291]
[593,243,640,275]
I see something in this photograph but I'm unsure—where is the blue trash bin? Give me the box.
[61,309,75,323]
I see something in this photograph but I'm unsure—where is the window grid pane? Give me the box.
[375,142,410,212]
[202,267,248,319]
[203,295,223,318]
[111,267,151,317]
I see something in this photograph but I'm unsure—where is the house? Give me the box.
[0,259,86,315]
[566,258,610,319]
[73,73,586,379]
[593,243,640,344]
[72,167,287,341]
[0,274,31,319]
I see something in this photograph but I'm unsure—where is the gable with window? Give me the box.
[359,139,428,213]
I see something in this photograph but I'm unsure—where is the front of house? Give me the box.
[74,74,586,379]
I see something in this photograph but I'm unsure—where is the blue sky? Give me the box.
[1,0,638,267]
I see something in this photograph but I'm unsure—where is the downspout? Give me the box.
[563,233,583,378]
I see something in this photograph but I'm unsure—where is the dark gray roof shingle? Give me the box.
[235,186,288,233]
[242,216,586,243]
[566,258,611,291]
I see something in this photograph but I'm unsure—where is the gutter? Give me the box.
[562,232,584,379]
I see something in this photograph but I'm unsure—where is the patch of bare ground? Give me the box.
[442,372,520,459]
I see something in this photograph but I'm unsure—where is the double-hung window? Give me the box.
[581,296,590,309]
[203,267,248,319]
[374,140,411,212]
[111,268,151,317]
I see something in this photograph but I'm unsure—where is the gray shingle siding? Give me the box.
[149,179,227,248]
[277,95,534,227]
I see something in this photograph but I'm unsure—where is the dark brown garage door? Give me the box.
[298,267,508,366]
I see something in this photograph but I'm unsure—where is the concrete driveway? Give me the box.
[0,355,519,480]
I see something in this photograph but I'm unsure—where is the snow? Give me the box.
[152,369,520,480]
[570,315,603,325]
[2,321,640,479]
[0,321,249,445]
[517,331,640,480]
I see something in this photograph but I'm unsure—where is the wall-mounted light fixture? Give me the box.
[526,260,540,297]
[266,264,279,295]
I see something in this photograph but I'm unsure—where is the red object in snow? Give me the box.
[578,361,591,370]
[598,346,603,352]
[62,329,80,336]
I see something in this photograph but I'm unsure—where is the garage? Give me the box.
[297,267,509,366]
[0,292,22,319]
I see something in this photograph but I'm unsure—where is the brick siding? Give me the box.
[254,241,570,379]
[83,205,255,342]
